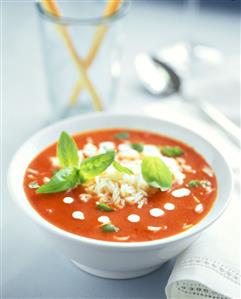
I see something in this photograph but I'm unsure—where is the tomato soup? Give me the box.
[24,129,217,242]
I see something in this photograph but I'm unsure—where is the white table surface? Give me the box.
[2,1,240,298]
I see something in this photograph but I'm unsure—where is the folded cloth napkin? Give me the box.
[141,100,240,299]
[165,198,240,299]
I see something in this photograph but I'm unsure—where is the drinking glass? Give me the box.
[36,1,130,119]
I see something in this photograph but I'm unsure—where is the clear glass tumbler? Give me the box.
[36,1,130,119]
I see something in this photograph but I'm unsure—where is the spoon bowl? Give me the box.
[135,52,241,146]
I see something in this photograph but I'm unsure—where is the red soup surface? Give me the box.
[24,129,217,242]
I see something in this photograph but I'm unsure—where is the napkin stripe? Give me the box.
[176,281,230,299]
[181,256,240,285]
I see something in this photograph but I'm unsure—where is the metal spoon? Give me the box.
[135,52,240,147]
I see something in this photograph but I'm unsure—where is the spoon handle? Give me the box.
[196,101,240,147]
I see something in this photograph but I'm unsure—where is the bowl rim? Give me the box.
[8,112,233,249]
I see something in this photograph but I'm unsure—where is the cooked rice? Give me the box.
[83,141,185,209]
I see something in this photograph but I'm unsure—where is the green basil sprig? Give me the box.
[36,132,174,195]
[37,132,115,194]
[141,156,172,191]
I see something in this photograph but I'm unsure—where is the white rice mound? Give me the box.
[82,141,186,209]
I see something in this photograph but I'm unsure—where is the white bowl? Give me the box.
[8,113,232,279]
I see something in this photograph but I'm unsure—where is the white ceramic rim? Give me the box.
[8,112,233,250]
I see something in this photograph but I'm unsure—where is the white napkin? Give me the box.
[142,100,240,299]
[165,199,240,299]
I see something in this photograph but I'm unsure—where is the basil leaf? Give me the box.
[141,156,172,191]
[188,180,210,188]
[113,160,133,175]
[36,167,79,194]
[113,132,129,139]
[79,151,115,181]
[96,202,114,212]
[161,146,184,157]
[102,223,119,232]
[131,143,144,153]
[57,131,79,168]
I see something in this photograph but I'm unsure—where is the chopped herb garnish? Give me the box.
[188,180,210,188]
[102,223,120,232]
[202,180,211,187]
[161,146,184,157]
[141,156,172,191]
[131,143,144,153]
[113,132,129,139]
[97,202,114,212]
[28,181,40,189]
[188,180,202,187]
[113,160,133,175]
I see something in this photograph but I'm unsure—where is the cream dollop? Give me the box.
[72,211,85,220]
[97,216,110,223]
[147,226,161,232]
[149,208,164,217]
[127,214,140,223]
[195,203,204,214]
[164,203,175,210]
[63,197,74,204]
[172,188,191,198]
